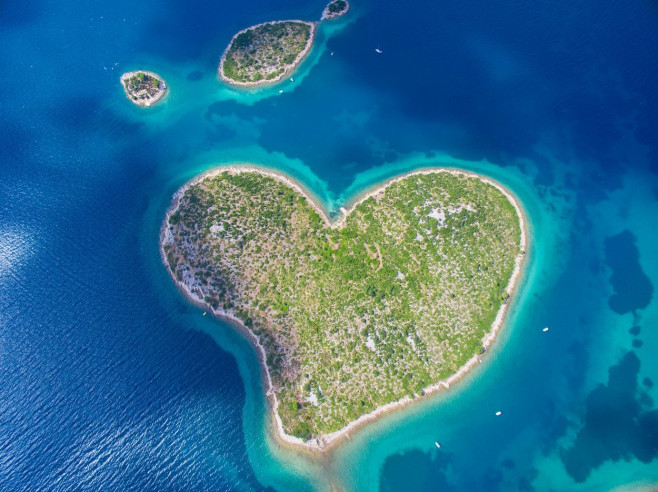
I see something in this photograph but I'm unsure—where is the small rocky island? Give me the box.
[120,71,167,107]
[219,21,315,86]
[162,168,526,446]
[322,0,350,20]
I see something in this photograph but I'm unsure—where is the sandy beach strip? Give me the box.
[217,21,317,88]
[160,164,530,454]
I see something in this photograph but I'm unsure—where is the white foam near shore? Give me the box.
[160,164,529,453]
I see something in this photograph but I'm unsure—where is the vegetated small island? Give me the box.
[120,71,167,107]
[219,21,316,86]
[322,0,350,20]
[161,168,526,448]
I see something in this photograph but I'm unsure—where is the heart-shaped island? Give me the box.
[161,168,526,448]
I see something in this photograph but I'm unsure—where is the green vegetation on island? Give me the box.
[162,169,523,440]
[322,0,350,20]
[219,21,315,86]
[120,71,167,107]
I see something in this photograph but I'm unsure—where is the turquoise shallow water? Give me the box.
[1,0,657,490]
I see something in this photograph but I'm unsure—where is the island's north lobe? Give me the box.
[219,21,315,86]
[162,169,523,442]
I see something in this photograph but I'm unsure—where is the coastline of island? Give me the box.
[218,21,317,88]
[217,0,351,88]
[160,164,529,454]
[322,0,350,21]
[120,71,168,107]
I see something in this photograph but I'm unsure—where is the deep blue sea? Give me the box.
[1,0,657,490]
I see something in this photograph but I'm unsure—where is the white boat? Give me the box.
[278,89,283,93]
[495,411,502,416]
[290,77,294,81]
[542,327,549,332]
[435,442,441,449]
[375,47,383,54]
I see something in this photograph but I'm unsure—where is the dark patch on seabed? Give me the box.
[560,351,658,482]
[187,70,204,81]
[604,230,654,314]
[380,447,541,492]
[380,448,457,492]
